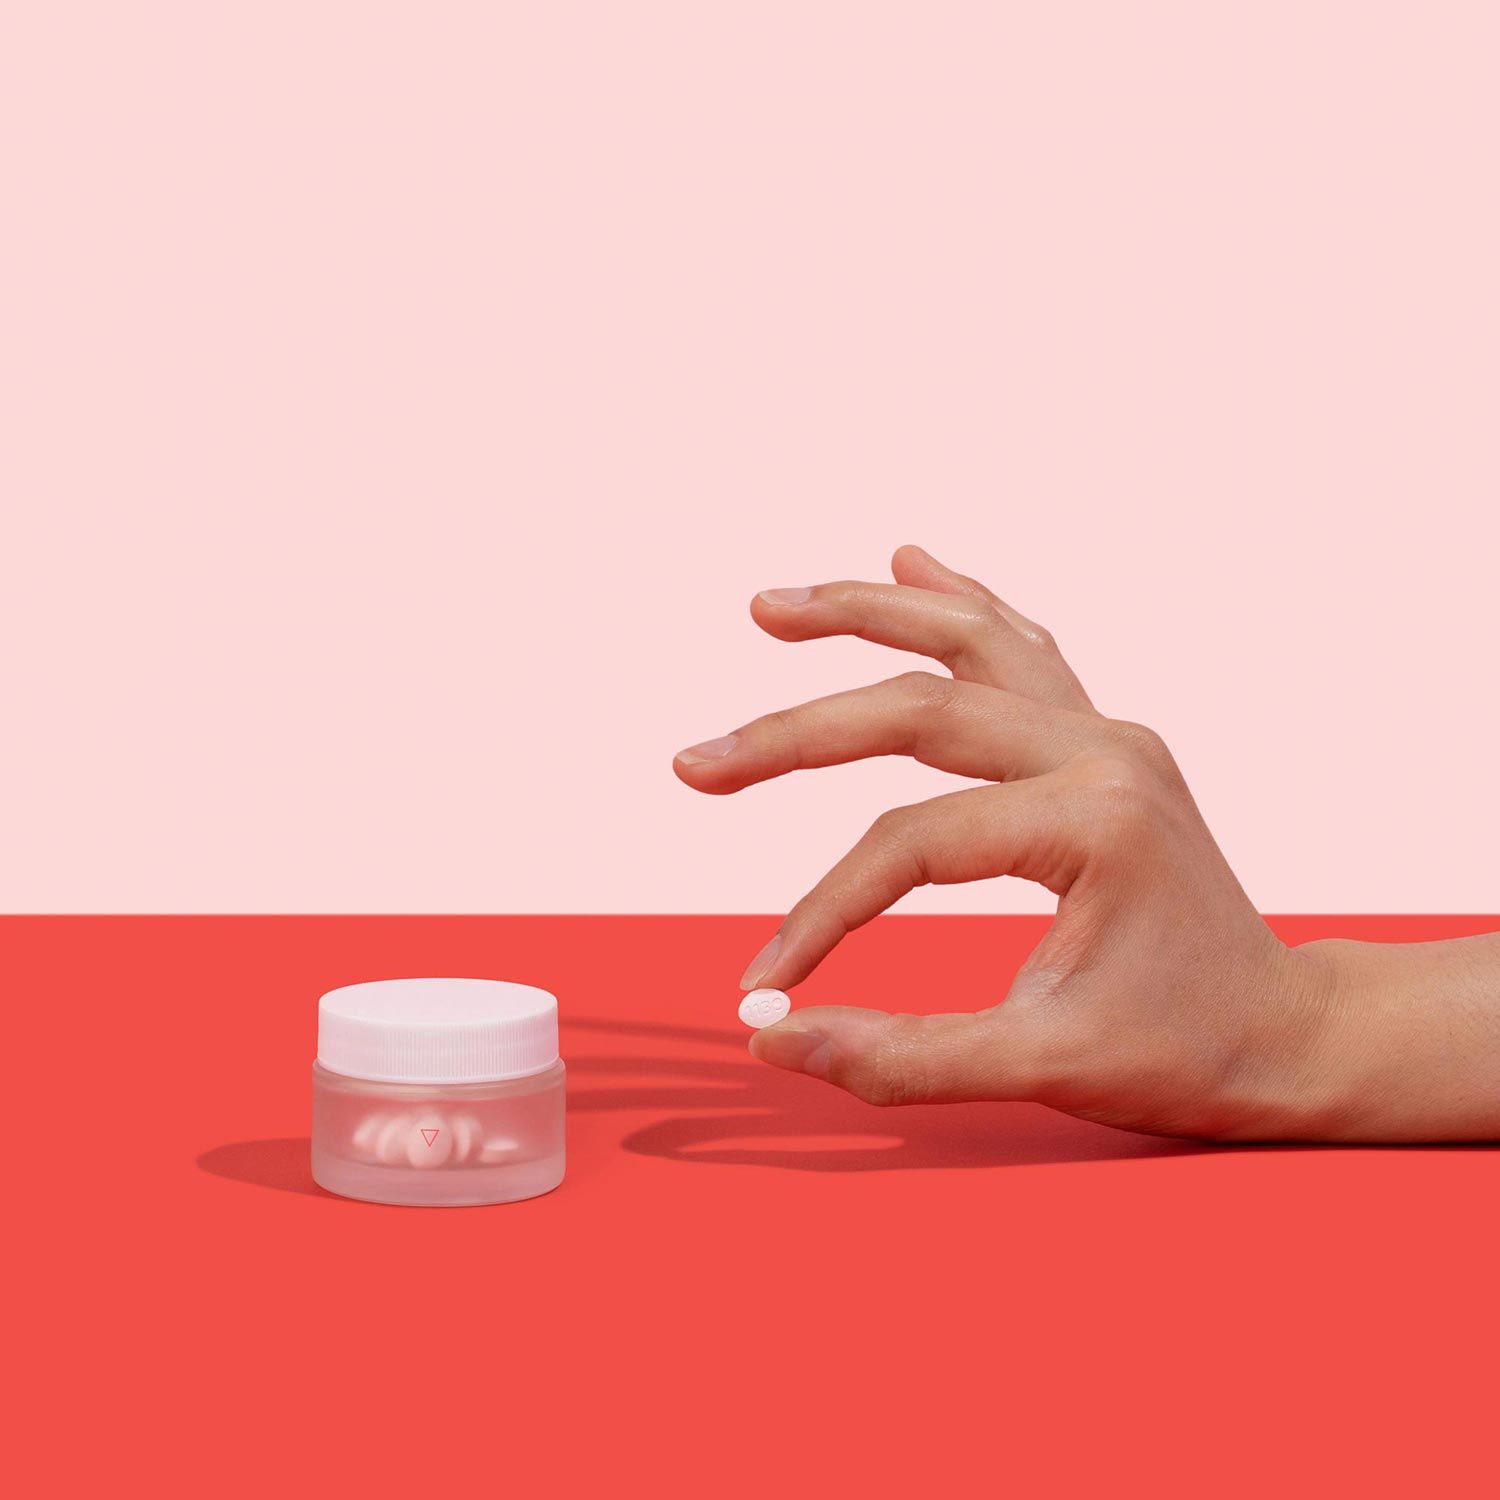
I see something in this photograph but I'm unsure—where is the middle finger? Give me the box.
[750,579,1072,702]
[673,672,1106,794]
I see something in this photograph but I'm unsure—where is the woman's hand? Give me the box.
[673,545,1500,1141]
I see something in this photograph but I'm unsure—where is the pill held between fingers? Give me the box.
[739,988,791,1029]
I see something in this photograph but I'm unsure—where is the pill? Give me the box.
[450,1113,480,1164]
[406,1115,454,1168]
[352,1112,386,1159]
[479,1135,522,1164]
[739,988,791,1028]
[376,1112,412,1165]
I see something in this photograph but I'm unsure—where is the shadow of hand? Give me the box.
[566,1016,1203,1172]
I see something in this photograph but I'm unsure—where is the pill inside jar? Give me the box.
[345,1110,523,1169]
[311,978,565,1207]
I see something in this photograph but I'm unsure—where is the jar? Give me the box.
[311,978,564,1207]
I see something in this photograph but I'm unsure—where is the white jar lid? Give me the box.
[317,978,559,1084]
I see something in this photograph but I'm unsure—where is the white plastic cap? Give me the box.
[317,978,559,1085]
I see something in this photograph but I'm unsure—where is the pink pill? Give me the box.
[375,1113,412,1165]
[406,1116,453,1168]
[351,1112,386,1160]
[738,988,791,1028]
[450,1113,480,1164]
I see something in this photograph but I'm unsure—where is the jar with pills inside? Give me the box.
[312,978,565,1207]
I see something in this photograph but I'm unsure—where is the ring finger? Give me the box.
[751,579,1092,710]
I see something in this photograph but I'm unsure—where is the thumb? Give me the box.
[748,1004,1037,1106]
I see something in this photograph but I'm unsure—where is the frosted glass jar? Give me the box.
[312,978,564,1207]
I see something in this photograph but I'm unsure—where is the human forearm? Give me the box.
[1285,935,1500,1141]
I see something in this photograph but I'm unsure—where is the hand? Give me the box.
[673,545,1482,1142]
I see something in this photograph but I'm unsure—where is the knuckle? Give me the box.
[814,579,857,609]
[959,599,1009,646]
[764,707,805,762]
[847,1067,903,1107]
[1021,622,1057,653]
[1107,719,1177,774]
[862,802,931,889]
[999,972,1086,1101]
[848,1016,924,1106]
[1071,753,1158,837]
[867,803,916,845]
[1010,1028,1083,1108]
[890,669,955,710]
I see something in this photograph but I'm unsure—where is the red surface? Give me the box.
[11,914,1500,1497]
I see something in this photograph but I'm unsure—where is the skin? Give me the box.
[673,545,1500,1142]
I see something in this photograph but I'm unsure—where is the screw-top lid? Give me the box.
[317,978,559,1084]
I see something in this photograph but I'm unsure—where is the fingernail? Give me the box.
[750,1023,832,1080]
[738,931,782,989]
[675,733,739,765]
[758,587,813,605]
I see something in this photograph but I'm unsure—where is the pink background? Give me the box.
[2,3,1495,913]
